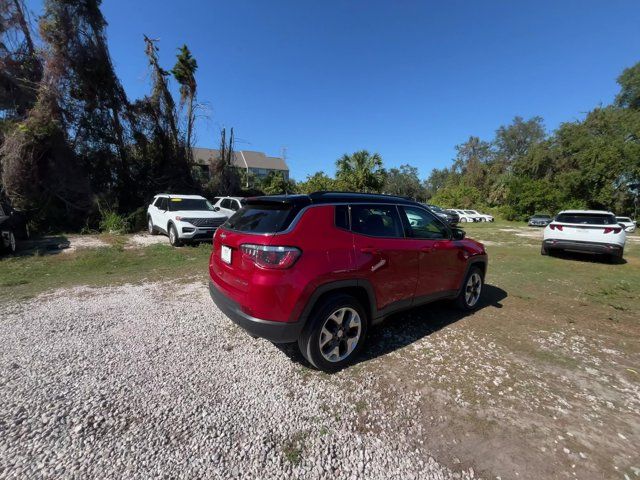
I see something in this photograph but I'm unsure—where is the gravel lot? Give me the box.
[0,281,475,480]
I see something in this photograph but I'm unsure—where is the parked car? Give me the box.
[542,210,626,261]
[616,216,636,233]
[147,194,227,246]
[208,192,488,372]
[424,204,459,226]
[0,201,29,254]
[450,209,477,223]
[465,210,494,222]
[212,196,244,217]
[528,214,552,227]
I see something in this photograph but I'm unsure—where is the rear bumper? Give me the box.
[543,239,623,254]
[208,281,303,343]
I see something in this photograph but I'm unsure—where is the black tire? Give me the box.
[7,230,17,254]
[168,223,182,247]
[298,294,368,373]
[541,244,548,256]
[148,217,158,235]
[608,249,624,264]
[455,266,484,311]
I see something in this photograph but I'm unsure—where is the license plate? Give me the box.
[221,245,232,264]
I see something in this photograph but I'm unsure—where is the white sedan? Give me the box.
[542,210,626,261]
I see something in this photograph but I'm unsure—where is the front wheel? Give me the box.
[168,224,182,247]
[298,294,368,373]
[455,267,484,311]
[148,217,158,235]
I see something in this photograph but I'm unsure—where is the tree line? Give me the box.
[2,1,639,233]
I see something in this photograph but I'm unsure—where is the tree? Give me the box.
[384,164,424,200]
[39,0,136,209]
[335,150,386,193]
[261,171,296,195]
[208,127,240,196]
[616,61,640,110]
[297,171,337,194]
[172,45,198,160]
[493,116,546,170]
[0,0,42,119]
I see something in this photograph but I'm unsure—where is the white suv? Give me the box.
[147,194,227,246]
[542,210,626,261]
[212,196,244,217]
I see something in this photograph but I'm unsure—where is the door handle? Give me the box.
[360,247,381,255]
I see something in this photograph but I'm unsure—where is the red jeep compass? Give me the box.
[209,192,488,372]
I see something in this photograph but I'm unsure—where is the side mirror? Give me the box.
[452,228,465,240]
[214,206,220,212]
[619,223,626,228]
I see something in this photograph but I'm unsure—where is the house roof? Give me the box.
[192,147,288,171]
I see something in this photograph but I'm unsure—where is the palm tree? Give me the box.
[336,150,386,193]
[172,45,198,160]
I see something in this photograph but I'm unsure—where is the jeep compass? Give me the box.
[209,192,488,372]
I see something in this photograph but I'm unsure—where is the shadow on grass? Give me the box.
[275,284,508,370]
[548,250,627,265]
[4,236,70,258]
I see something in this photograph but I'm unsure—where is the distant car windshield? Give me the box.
[427,205,444,213]
[532,215,551,219]
[464,210,475,214]
[555,213,617,225]
[168,198,214,211]
[616,217,632,222]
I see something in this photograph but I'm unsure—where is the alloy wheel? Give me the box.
[465,272,482,307]
[318,307,362,362]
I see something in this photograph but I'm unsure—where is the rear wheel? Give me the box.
[298,294,368,373]
[455,267,483,311]
[541,243,548,256]
[5,230,17,254]
[168,224,182,247]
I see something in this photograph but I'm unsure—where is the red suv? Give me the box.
[209,192,487,372]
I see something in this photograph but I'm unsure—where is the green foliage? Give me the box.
[297,171,338,194]
[384,164,425,200]
[98,208,130,234]
[336,150,386,193]
[616,61,640,110]
[261,171,297,195]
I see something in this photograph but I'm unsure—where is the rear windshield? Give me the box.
[168,198,213,211]
[616,217,632,222]
[224,204,299,233]
[531,215,551,219]
[555,213,617,225]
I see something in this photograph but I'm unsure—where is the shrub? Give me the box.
[98,209,130,234]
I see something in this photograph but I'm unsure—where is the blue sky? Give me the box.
[26,1,640,180]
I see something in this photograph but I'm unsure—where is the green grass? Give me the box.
[0,242,212,301]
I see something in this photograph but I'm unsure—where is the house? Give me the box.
[192,147,289,182]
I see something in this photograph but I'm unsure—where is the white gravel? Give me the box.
[0,281,476,479]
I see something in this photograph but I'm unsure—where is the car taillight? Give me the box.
[550,224,563,231]
[240,244,301,269]
[603,227,622,234]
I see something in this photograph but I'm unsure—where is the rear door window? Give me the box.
[556,213,617,225]
[350,205,403,238]
[156,197,168,210]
